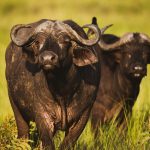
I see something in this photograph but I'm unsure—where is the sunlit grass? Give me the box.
[0,113,149,150]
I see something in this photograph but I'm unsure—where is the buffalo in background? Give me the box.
[5,19,101,149]
[89,17,150,133]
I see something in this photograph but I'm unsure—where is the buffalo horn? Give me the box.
[99,32,150,51]
[64,23,100,46]
[139,33,150,43]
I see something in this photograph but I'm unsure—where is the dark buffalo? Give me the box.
[5,19,101,149]
[89,17,150,132]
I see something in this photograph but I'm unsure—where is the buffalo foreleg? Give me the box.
[8,90,29,138]
[60,108,90,150]
[34,105,56,150]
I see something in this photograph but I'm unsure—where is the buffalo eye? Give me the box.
[32,34,48,53]
[128,54,132,59]
[58,35,71,49]
[24,33,48,53]
[58,34,70,44]
[64,35,71,43]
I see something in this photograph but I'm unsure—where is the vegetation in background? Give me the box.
[0,0,150,149]
[0,0,150,45]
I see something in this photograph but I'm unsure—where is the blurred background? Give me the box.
[0,0,150,120]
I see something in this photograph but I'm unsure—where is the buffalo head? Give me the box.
[100,33,150,79]
[88,17,150,79]
[11,20,100,71]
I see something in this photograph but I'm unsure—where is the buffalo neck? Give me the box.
[114,65,141,105]
[101,56,141,106]
[44,63,80,103]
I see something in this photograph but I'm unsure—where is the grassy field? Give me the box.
[0,0,150,149]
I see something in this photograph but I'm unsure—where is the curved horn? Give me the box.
[63,23,100,46]
[98,32,136,51]
[10,24,34,46]
[101,24,113,34]
[139,33,150,43]
[99,32,150,51]
[34,20,54,33]
[43,21,100,46]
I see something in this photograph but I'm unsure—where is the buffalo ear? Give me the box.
[10,24,34,46]
[73,48,98,67]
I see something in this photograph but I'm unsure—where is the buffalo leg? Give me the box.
[13,104,29,138]
[15,109,29,138]
[91,103,105,137]
[8,91,29,138]
[34,108,55,150]
[60,108,90,150]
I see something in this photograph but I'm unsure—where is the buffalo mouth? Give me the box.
[38,51,59,70]
[134,73,143,78]
[43,64,54,70]
[130,70,146,78]
[42,63,60,70]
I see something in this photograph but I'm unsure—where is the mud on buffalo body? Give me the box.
[5,19,100,149]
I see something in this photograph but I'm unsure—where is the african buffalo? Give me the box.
[5,19,101,149]
[89,17,150,132]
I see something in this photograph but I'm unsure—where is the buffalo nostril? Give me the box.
[39,51,58,66]
[47,55,57,64]
[50,55,56,62]
[42,54,58,64]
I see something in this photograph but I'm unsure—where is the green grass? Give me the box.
[0,43,12,121]
[0,0,150,149]
[0,113,149,150]
[0,116,31,149]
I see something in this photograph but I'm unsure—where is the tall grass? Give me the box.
[0,113,149,150]
[0,117,30,150]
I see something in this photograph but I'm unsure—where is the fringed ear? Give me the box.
[73,48,98,67]
[10,24,35,46]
